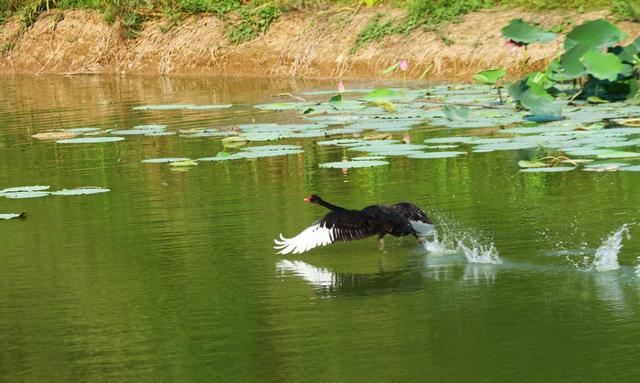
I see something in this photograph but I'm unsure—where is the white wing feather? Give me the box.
[274,223,336,255]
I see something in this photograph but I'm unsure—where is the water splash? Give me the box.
[591,224,631,272]
[457,237,502,264]
[421,227,502,264]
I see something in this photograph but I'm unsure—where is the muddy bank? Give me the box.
[0,8,638,79]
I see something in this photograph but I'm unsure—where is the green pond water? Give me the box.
[1,75,640,382]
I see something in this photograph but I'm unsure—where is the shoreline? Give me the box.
[1,7,638,80]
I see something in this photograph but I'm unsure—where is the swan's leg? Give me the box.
[378,235,385,251]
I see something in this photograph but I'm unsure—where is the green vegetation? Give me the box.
[504,18,639,116]
[0,0,637,46]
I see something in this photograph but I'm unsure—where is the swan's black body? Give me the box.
[274,195,433,254]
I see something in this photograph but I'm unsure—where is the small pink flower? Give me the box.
[506,39,522,54]
[399,59,408,72]
[338,80,345,93]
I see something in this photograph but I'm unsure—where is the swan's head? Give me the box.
[304,194,321,204]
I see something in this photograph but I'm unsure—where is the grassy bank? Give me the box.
[0,0,638,45]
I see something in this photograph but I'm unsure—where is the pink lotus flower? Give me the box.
[338,80,345,93]
[506,39,522,54]
[399,59,408,72]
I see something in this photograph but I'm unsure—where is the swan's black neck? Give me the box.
[315,197,346,211]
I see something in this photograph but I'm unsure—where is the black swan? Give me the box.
[274,194,433,254]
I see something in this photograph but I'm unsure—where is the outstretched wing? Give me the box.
[274,211,378,255]
[390,202,434,236]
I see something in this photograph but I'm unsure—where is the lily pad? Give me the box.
[142,157,191,163]
[51,187,110,196]
[407,151,466,159]
[245,145,302,151]
[319,160,389,169]
[1,191,50,199]
[520,166,575,173]
[169,160,199,167]
[518,160,549,168]
[56,137,125,144]
[0,185,50,194]
[443,105,470,121]
[222,136,249,148]
[32,131,78,140]
[361,88,402,102]
[620,165,640,171]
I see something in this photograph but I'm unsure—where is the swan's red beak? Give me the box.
[304,196,312,203]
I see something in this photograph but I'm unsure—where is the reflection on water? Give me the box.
[2,75,640,382]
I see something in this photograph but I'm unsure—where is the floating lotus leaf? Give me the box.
[135,124,168,130]
[32,131,78,140]
[56,137,125,144]
[253,102,314,110]
[473,68,507,85]
[317,139,363,146]
[584,162,630,170]
[222,136,249,148]
[443,105,470,121]
[580,50,623,81]
[620,165,640,171]
[51,187,110,196]
[145,131,176,137]
[0,213,24,220]
[169,160,199,167]
[518,160,549,168]
[564,19,627,50]
[361,88,402,101]
[473,142,539,152]
[348,143,428,153]
[319,160,389,169]
[425,144,459,149]
[111,129,164,136]
[371,99,396,113]
[142,157,191,163]
[520,166,575,173]
[0,185,50,193]
[182,131,235,138]
[501,19,557,45]
[407,151,466,159]
[501,126,574,134]
[424,137,476,144]
[352,156,386,161]
[241,149,304,158]
[245,145,301,151]
[1,191,50,199]
[595,149,640,159]
[197,153,245,161]
[520,84,563,116]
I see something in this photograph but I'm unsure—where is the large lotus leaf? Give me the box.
[473,68,506,85]
[501,19,557,45]
[520,85,563,116]
[564,19,627,50]
[361,88,402,101]
[609,39,639,65]
[580,50,623,81]
[558,44,591,79]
